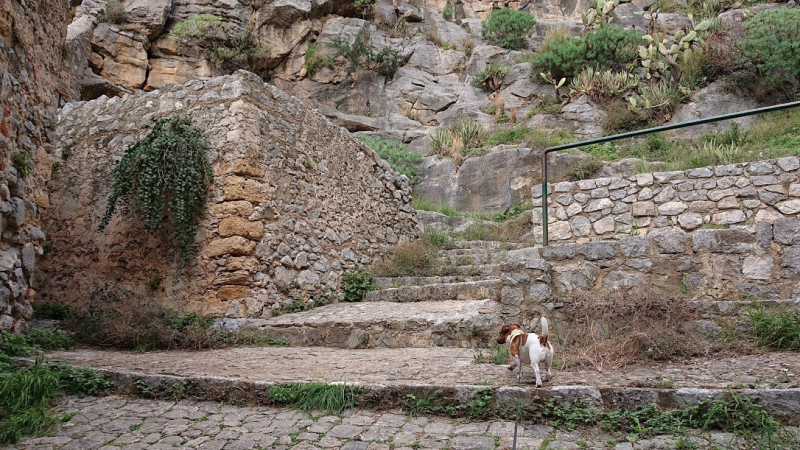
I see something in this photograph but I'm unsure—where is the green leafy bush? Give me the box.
[531,34,587,81]
[342,270,374,302]
[481,8,536,50]
[304,44,334,77]
[361,136,423,183]
[739,8,800,93]
[584,24,641,71]
[100,0,127,24]
[99,115,212,261]
[170,14,226,50]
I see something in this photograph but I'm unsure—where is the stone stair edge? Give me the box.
[17,359,800,425]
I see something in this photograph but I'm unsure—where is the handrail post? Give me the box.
[537,100,800,247]
[541,150,548,247]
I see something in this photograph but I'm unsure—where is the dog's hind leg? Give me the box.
[544,351,553,380]
[531,361,542,388]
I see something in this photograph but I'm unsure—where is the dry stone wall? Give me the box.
[497,218,800,320]
[531,157,800,244]
[0,0,68,332]
[41,71,418,318]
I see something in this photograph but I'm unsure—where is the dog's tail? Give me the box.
[539,316,549,347]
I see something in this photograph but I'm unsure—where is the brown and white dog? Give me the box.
[495,318,554,387]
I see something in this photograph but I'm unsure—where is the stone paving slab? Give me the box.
[43,347,800,390]
[7,395,795,450]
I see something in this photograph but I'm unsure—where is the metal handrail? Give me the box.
[540,100,800,246]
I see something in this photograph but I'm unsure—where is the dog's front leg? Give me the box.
[507,355,520,378]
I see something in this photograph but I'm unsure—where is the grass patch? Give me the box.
[0,329,112,444]
[484,125,575,149]
[746,303,800,350]
[266,382,360,414]
[411,198,461,217]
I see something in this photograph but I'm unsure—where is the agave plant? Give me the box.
[451,119,485,148]
[429,129,454,156]
[569,67,597,97]
[598,70,639,96]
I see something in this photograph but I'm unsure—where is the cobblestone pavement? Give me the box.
[2,396,779,450]
[45,347,800,389]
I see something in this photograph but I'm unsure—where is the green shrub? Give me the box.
[100,0,127,24]
[304,44,334,77]
[471,63,509,92]
[329,28,400,78]
[361,136,422,184]
[33,303,73,321]
[99,115,212,261]
[342,270,374,302]
[584,24,641,71]
[481,8,537,50]
[531,34,586,81]
[170,14,226,50]
[739,9,800,87]
[171,16,269,75]
[567,158,603,181]
[443,3,455,19]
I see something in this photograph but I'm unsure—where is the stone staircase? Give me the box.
[250,240,522,348]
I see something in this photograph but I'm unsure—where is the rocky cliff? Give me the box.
[41,71,418,318]
[0,0,68,332]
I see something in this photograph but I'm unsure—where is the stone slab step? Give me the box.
[236,300,504,348]
[363,279,502,302]
[373,275,492,289]
[37,348,800,425]
[436,249,505,266]
[446,241,527,250]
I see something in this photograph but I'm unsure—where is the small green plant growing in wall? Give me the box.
[171,15,269,75]
[99,115,212,261]
[304,44,334,77]
[11,151,34,178]
[342,270,374,302]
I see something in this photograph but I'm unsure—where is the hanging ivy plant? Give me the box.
[99,115,213,261]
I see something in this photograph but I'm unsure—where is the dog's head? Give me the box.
[496,323,521,344]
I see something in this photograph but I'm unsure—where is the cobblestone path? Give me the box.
[4,396,788,450]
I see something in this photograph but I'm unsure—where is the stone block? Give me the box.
[677,212,703,230]
[212,201,255,216]
[230,159,264,177]
[217,285,251,301]
[219,217,265,240]
[205,236,256,257]
[632,201,656,217]
[657,201,687,216]
[776,199,800,215]
[742,256,773,280]
[223,176,271,202]
[592,216,615,234]
[711,210,746,225]
[541,243,576,261]
[578,241,619,260]
[652,229,686,254]
[777,157,800,172]
[774,218,800,245]
[692,229,755,253]
[585,198,613,212]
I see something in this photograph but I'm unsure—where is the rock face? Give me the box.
[0,0,68,332]
[41,71,418,318]
[532,157,800,244]
[671,80,759,137]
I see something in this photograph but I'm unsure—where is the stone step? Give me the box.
[445,240,527,250]
[373,275,493,289]
[244,300,504,348]
[363,279,502,302]
[435,248,506,266]
[38,348,800,425]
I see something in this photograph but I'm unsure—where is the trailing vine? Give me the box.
[99,115,212,261]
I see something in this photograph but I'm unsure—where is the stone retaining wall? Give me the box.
[40,71,418,318]
[531,157,800,244]
[500,218,800,318]
[0,0,68,331]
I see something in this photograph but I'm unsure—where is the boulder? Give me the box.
[560,95,606,137]
[125,0,171,39]
[91,24,148,90]
[145,57,215,91]
[405,41,466,76]
[670,80,758,137]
